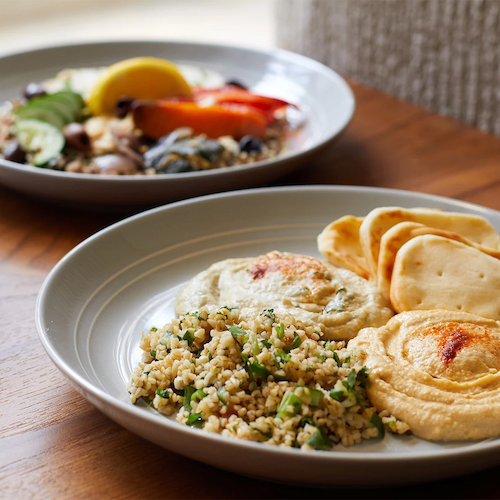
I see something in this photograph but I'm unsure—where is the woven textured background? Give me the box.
[276,0,500,134]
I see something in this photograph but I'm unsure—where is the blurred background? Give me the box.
[0,0,274,55]
[2,0,499,134]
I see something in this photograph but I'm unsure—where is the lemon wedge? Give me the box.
[88,57,192,115]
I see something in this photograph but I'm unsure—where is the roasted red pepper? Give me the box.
[133,100,268,140]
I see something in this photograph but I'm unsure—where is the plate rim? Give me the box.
[0,39,355,181]
[35,184,500,463]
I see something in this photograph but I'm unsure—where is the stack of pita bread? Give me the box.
[318,207,500,321]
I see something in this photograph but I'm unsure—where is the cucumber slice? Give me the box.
[14,90,85,129]
[15,105,66,129]
[15,119,65,166]
[53,91,85,120]
[27,98,73,125]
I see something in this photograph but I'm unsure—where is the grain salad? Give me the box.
[127,306,409,449]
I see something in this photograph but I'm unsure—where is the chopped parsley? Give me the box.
[251,426,273,439]
[228,325,247,340]
[207,352,213,361]
[277,391,302,418]
[370,412,385,438]
[186,311,202,320]
[183,386,196,412]
[150,350,156,358]
[261,308,276,324]
[345,369,356,390]
[155,388,170,399]
[275,322,285,339]
[186,413,204,428]
[183,330,194,347]
[333,352,341,367]
[357,367,369,388]
[274,348,291,366]
[150,326,158,332]
[306,429,332,450]
[314,353,326,362]
[329,390,346,402]
[261,339,272,349]
[289,332,302,351]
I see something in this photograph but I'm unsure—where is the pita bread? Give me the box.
[360,207,500,279]
[317,216,370,279]
[377,222,500,301]
[390,234,500,320]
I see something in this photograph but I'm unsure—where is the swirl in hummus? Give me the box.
[175,251,393,340]
[349,310,500,440]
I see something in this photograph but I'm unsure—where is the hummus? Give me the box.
[349,310,500,440]
[175,251,393,340]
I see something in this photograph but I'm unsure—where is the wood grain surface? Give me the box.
[2,79,500,499]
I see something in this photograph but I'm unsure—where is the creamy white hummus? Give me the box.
[175,251,393,340]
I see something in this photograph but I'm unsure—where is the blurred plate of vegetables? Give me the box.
[0,41,354,208]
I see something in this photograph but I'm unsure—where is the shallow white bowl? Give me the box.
[0,41,354,208]
[36,186,500,487]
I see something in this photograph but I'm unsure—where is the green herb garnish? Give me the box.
[294,385,324,407]
[314,353,326,362]
[150,327,158,332]
[277,391,303,418]
[261,339,272,349]
[275,348,291,366]
[357,367,369,388]
[275,322,285,339]
[345,369,356,390]
[289,332,302,350]
[183,386,196,412]
[370,412,385,438]
[150,350,156,358]
[261,308,275,324]
[330,390,347,402]
[333,352,341,367]
[183,330,194,347]
[186,413,204,428]
[155,388,170,399]
[228,325,247,341]
[306,429,332,450]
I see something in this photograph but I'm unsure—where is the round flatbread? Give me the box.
[390,234,500,320]
[359,207,500,279]
[317,215,370,280]
[377,222,500,301]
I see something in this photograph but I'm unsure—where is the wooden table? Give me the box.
[2,80,500,499]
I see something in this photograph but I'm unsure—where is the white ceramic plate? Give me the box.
[36,186,500,487]
[0,41,354,208]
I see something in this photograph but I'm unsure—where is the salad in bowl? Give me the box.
[0,57,299,176]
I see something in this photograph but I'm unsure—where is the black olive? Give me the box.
[115,97,134,119]
[2,142,26,163]
[63,123,91,151]
[23,82,47,100]
[239,135,262,153]
[225,79,248,90]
